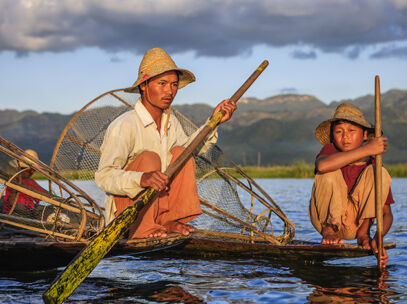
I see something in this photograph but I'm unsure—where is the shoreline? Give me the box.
[32,163,407,180]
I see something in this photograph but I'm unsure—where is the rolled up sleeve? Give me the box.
[95,118,144,199]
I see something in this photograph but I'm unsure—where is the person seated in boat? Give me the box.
[309,103,394,267]
[95,47,237,239]
[2,149,48,217]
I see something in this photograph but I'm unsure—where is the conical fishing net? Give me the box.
[50,89,294,244]
[0,137,104,241]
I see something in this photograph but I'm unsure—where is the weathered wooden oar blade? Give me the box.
[42,196,146,304]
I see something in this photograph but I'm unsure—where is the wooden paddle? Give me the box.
[374,75,384,269]
[42,60,269,304]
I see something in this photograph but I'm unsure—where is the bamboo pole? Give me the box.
[0,213,81,231]
[374,75,383,269]
[0,176,99,219]
[0,142,93,238]
[0,135,104,230]
[0,218,87,242]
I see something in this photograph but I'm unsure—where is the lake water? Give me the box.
[1,178,406,303]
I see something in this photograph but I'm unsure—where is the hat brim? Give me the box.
[124,68,195,93]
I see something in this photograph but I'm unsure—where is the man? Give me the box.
[95,48,237,239]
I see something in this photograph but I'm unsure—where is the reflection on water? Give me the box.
[294,264,397,303]
[0,178,406,303]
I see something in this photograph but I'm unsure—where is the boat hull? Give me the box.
[0,230,396,271]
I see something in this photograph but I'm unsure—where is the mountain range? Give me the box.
[1,89,406,166]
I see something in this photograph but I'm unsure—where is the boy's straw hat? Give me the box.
[9,149,39,169]
[124,48,195,93]
[315,103,373,145]
[19,149,39,168]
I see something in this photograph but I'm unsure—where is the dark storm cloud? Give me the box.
[1,0,407,59]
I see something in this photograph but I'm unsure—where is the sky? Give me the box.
[1,0,407,114]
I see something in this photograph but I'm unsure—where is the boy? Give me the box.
[309,103,394,267]
[2,149,48,216]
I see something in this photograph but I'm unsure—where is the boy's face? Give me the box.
[140,70,179,111]
[332,121,368,151]
[21,168,34,178]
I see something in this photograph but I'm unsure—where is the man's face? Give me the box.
[332,121,368,151]
[140,71,179,111]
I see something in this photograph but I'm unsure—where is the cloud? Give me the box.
[292,50,317,59]
[370,44,407,58]
[346,46,363,59]
[0,0,407,58]
[280,87,299,94]
[110,55,124,63]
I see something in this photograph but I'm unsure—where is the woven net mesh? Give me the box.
[0,138,104,241]
[51,89,294,244]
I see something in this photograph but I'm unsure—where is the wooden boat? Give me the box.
[0,228,395,271]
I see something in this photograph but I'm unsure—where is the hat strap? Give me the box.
[145,78,151,104]
[164,108,170,136]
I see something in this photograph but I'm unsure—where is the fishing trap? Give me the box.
[0,137,104,241]
[50,88,295,245]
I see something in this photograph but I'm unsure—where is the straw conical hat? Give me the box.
[19,149,39,168]
[315,103,374,145]
[125,48,195,93]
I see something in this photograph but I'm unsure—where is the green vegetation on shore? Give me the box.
[231,162,407,178]
[230,162,315,178]
[387,164,407,178]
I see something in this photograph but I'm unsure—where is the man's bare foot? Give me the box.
[147,228,168,238]
[164,221,194,235]
[321,224,344,245]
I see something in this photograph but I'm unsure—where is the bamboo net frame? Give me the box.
[0,137,104,241]
[50,89,295,245]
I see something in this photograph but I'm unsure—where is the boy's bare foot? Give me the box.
[357,234,371,249]
[321,224,344,245]
[164,221,194,236]
[358,234,389,268]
